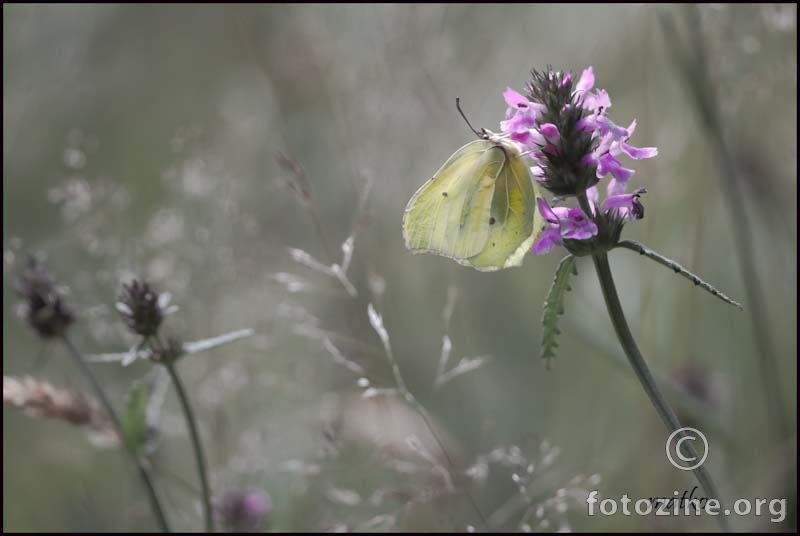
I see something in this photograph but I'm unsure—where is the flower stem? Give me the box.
[61,334,171,532]
[165,361,214,532]
[590,252,731,532]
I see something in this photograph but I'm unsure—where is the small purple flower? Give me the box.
[609,120,658,160]
[533,198,598,255]
[597,153,635,184]
[500,87,546,150]
[602,187,647,220]
[532,225,563,255]
[560,207,599,239]
[583,89,611,114]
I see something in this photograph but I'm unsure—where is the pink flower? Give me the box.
[593,119,657,187]
[597,153,635,185]
[602,187,647,220]
[533,198,598,255]
[587,185,647,220]
[500,87,546,151]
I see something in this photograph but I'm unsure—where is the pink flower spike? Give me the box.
[537,197,559,224]
[575,66,595,93]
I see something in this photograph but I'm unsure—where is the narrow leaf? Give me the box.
[615,240,743,310]
[121,381,150,455]
[89,328,255,365]
[87,347,152,364]
[182,328,255,354]
[541,255,577,368]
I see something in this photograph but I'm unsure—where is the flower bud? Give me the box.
[116,280,176,337]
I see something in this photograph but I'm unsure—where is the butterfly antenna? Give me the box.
[455,97,487,139]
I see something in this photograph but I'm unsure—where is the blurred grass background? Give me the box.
[3,4,796,532]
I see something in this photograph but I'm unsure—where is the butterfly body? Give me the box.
[403,134,543,271]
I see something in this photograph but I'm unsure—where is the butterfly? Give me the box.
[402,111,544,271]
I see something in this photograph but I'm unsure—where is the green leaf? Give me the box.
[541,255,578,368]
[121,381,150,456]
[615,240,743,310]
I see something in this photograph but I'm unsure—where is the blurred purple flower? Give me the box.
[15,257,75,339]
[216,489,271,532]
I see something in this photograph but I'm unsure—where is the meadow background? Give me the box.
[3,4,796,532]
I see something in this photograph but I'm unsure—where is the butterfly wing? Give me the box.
[403,140,498,261]
[403,139,544,271]
[465,147,544,271]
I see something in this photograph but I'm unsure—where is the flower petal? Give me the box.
[586,185,599,215]
[575,66,595,93]
[597,153,635,183]
[532,225,562,254]
[583,89,611,112]
[619,143,658,159]
[603,187,647,219]
[596,116,629,140]
[537,197,559,224]
[500,107,537,135]
[606,178,627,197]
[559,207,598,240]
[503,87,530,109]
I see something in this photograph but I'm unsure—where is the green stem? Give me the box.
[590,252,731,532]
[165,361,214,532]
[61,334,171,532]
